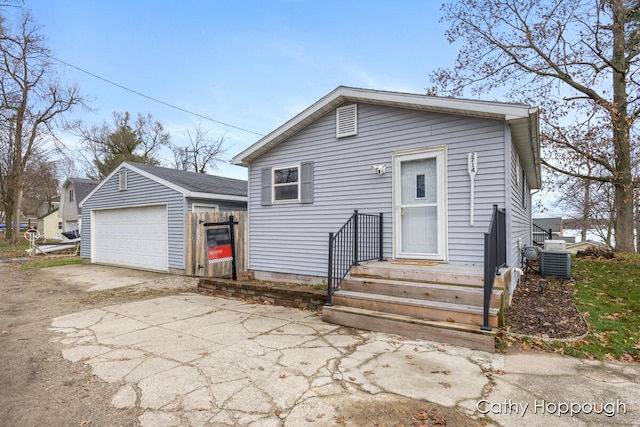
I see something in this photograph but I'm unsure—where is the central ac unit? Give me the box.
[540,250,571,278]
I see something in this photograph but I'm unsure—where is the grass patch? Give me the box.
[509,254,640,362]
[0,240,30,258]
[19,257,83,270]
[559,254,640,361]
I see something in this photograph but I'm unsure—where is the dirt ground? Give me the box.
[0,260,482,427]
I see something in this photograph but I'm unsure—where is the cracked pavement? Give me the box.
[50,293,639,426]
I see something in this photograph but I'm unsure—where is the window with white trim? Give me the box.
[119,170,128,190]
[273,165,299,202]
[69,189,74,202]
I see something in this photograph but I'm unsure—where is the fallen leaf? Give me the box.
[335,415,346,425]
[438,381,452,388]
[349,376,357,381]
[414,410,430,420]
[279,374,287,379]
[406,355,414,359]
[496,369,506,375]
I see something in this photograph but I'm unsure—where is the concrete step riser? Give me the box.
[331,294,499,328]
[340,278,502,308]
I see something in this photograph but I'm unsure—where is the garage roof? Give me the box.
[80,162,247,207]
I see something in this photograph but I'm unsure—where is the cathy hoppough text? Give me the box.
[477,399,627,418]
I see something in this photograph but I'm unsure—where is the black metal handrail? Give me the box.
[532,223,553,246]
[326,210,383,306]
[482,205,506,331]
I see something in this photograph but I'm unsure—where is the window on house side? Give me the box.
[69,189,74,202]
[273,166,299,202]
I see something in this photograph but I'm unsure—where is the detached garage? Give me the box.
[80,162,247,273]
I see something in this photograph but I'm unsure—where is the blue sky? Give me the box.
[17,0,458,180]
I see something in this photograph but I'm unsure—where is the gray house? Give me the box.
[232,86,540,283]
[80,162,247,274]
[59,178,100,233]
[231,87,541,351]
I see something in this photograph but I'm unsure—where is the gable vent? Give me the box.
[336,104,357,138]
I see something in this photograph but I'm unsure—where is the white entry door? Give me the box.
[393,148,447,260]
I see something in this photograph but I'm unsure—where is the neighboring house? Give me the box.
[59,178,101,233]
[79,161,247,274]
[37,208,61,239]
[37,195,60,218]
[231,86,541,351]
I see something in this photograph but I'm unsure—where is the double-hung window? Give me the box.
[273,165,299,202]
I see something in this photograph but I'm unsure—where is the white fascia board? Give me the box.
[342,87,533,120]
[188,192,247,202]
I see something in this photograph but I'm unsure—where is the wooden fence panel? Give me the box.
[185,211,247,278]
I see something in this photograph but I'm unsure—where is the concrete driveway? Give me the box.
[47,264,639,426]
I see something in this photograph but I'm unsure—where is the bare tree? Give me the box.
[431,0,640,252]
[0,13,83,243]
[170,125,227,174]
[20,151,59,216]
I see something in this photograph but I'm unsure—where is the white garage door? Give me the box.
[93,205,169,272]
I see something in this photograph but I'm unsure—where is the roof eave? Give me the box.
[231,86,537,167]
[508,108,542,190]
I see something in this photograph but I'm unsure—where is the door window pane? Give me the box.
[401,158,436,204]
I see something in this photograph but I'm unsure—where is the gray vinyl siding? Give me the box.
[186,198,247,212]
[80,170,185,270]
[509,139,532,269]
[248,103,508,279]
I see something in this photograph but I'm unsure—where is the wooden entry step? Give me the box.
[339,277,503,308]
[331,290,499,328]
[350,262,505,289]
[322,305,497,353]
